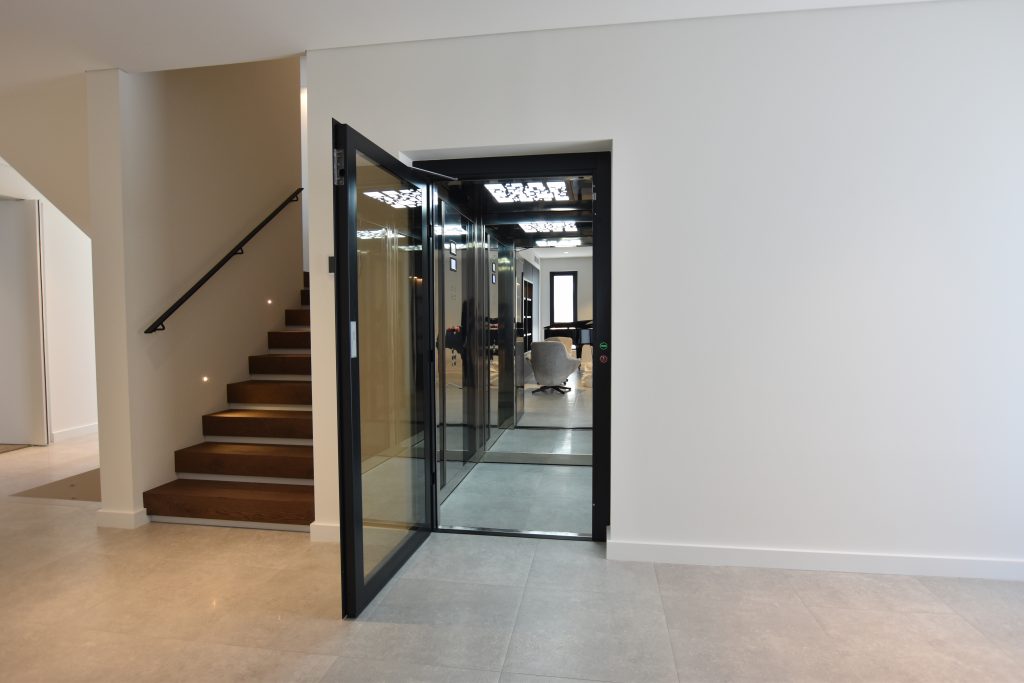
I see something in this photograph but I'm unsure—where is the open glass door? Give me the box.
[333,123,434,617]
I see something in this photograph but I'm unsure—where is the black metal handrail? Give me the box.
[144,187,303,333]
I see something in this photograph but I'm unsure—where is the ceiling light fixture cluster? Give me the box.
[363,188,424,208]
[484,181,569,204]
[519,221,578,234]
[536,238,582,248]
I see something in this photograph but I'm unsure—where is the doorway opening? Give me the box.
[427,169,602,538]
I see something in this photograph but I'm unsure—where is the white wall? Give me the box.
[87,59,302,526]
[0,156,98,441]
[307,0,1024,577]
[0,199,48,445]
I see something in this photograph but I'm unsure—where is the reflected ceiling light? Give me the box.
[356,228,388,240]
[519,221,577,234]
[363,188,424,208]
[433,225,467,236]
[536,238,582,248]
[485,181,569,203]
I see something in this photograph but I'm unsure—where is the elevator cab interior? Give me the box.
[432,175,595,537]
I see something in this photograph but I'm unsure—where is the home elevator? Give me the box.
[333,122,610,617]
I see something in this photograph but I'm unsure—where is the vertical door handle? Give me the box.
[350,321,358,359]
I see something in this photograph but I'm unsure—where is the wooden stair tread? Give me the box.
[175,441,313,478]
[202,409,312,439]
[227,379,312,405]
[249,353,311,375]
[143,479,314,525]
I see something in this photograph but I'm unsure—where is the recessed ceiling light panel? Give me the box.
[485,181,569,204]
[363,188,424,208]
[536,238,582,248]
[519,222,578,233]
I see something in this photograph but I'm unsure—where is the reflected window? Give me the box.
[550,271,577,323]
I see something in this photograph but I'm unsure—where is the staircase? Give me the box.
[143,273,314,529]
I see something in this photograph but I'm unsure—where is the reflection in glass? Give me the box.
[354,152,427,581]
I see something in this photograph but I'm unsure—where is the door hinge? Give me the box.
[333,149,345,186]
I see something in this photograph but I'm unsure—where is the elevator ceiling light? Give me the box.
[536,238,582,248]
[484,181,569,204]
[363,188,424,208]
[433,225,467,236]
[519,222,577,234]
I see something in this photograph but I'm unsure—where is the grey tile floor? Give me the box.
[520,372,593,429]
[489,429,593,456]
[482,428,593,466]
[439,463,592,534]
[3,437,1024,682]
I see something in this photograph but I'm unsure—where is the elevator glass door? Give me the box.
[333,123,433,617]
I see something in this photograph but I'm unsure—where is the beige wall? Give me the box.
[89,59,303,525]
[0,75,90,230]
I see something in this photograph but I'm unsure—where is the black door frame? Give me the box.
[332,122,435,617]
[415,152,612,542]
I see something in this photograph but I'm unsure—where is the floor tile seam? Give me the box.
[499,549,536,671]
[793,601,967,616]
[653,562,687,683]
[789,582,838,645]
[319,653,502,677]
[393,573,532,590]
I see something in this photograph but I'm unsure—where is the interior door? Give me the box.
[333,123,434,617]
[0,199,48,445]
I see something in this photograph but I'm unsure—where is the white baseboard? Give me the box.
[52,422,98,441]
[606,539,1024,581]
[310,520,340,543]
[95,507,149,529]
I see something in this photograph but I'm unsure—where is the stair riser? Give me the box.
[249,356,311,375]
[268,331,311,349]
[202,414,312,439]
[144,493,314,525]
[227,382,312,405]
[285,309,310,326]
[205,435,313,446]
[177,474,314,486]
[148,517,309,532]
[176,452,313,479]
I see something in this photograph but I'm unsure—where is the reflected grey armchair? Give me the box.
[530,340,581,394]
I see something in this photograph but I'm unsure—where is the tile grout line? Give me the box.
[653,562,685,683]
[914,576,1023,666]
[498,542,537,674]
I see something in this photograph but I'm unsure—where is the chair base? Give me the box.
[533,385,571,394]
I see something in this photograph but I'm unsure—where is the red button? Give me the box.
[599,354,609,364]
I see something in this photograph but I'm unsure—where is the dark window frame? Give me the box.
[549,270,578,324]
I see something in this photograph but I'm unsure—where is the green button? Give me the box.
[599,342,609,350]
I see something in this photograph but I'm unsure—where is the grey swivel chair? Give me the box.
[530,340,581,394]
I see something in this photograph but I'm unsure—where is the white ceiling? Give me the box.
[0,0,938,94]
